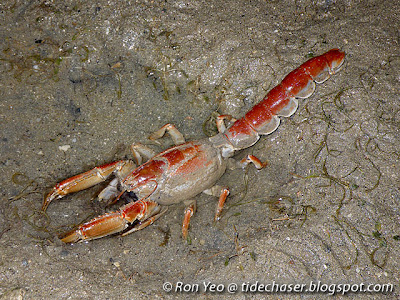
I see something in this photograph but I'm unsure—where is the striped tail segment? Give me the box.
[225,49,346,150]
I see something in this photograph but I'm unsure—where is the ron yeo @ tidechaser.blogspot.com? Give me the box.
[162,280,394,295]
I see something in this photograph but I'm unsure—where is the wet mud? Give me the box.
[1,1,399,299]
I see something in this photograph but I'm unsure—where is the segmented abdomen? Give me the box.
[225,49,345,150]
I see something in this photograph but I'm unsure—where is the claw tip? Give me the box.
[59,229,82,243]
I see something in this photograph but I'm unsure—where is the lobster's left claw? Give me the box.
[42,188,61,212]
[42,160,137,212]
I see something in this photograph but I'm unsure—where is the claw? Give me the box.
[60,211,127,243]
[42,160,136,212]
[59,199,162,243]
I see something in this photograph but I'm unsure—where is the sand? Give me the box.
[1,1,399,299]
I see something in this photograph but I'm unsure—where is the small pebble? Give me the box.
[22,259,29,267]
[59,145,71,151]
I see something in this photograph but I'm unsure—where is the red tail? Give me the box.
[224,49,345,150]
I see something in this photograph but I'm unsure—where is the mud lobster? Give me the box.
[42,49,345,243]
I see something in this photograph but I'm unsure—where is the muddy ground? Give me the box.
[0,0,399,299]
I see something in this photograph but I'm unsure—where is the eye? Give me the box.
[126,191,136,198]
[121,191,138,203]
